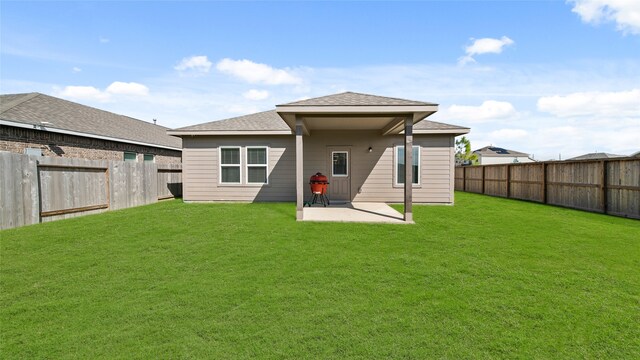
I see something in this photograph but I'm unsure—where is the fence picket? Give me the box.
[456,158,639,219]
[0,152,182,230]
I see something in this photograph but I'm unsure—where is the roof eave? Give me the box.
[1,118,182,151]
[167,130,293,136]
[412,128,470,135]
[275,104,438,114]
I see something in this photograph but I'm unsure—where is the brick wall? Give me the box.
[0,126,181,164]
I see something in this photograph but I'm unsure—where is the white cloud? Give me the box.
[445,100,517,123]
[72,67,82,73]
[242,89,270,100]
[489,128,528,139]
[106,81,149,96]
[537,89,640,117]
[57,81,149,102]
[59,86,111,102]
[569,0,640,35]
[216,58,302,85]
[22,59,636,158]
[458,36,514,65]
[99,37,110,43]
[174,55,212,74]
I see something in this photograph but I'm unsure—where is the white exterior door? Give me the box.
[328,148,351,203]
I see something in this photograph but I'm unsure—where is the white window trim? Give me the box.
[219,146,242,184]
[394,145,421,186]
[331,151,349,177]
[246,146,269,185]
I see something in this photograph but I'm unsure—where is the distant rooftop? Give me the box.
[567,152,626,161]
[473,146,529,157]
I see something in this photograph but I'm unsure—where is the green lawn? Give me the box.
[1,192,638,359]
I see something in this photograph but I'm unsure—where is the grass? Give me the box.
[1,192,639,359]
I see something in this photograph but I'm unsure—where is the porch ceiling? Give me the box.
[282,114,398,131]
[276,107,437,135]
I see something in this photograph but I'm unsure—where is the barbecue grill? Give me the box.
[306,172,330,207]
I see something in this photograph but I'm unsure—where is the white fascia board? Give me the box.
[167,130,293,136]
[412,128,470,135]
[1,118,182,151]
[276,105,439,114]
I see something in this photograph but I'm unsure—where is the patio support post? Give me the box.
[295,116,304,220]
[404,116,413,222]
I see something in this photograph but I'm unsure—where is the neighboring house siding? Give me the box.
[0,126,181,164]
[478,155,534,165]
[182,131,454,204]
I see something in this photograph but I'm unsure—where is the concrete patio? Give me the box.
[302,202,410,224]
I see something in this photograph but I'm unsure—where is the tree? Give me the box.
[455,136,478,165]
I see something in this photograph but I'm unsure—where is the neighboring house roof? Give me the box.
[567,152,626,160]
[170,92,467,136]
[474,146,530,157]
[279,91,437,106]
[0,92,181,150]
[631,150,640,158]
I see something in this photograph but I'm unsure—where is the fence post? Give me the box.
[601,160,607,214]
[481,166,485,194]
[506,164,511,198]
[542,162,547,204]
[463,166,466,192]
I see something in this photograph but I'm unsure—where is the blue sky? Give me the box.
[1,1,639,159]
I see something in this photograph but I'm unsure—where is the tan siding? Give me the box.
[303,131,453,203]
[182,136,295,202]
[182,130,455,203]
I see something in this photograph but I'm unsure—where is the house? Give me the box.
[0,93,181,163]
[567,152,626,161]
[473,146,534,165]
[168,91,469,222]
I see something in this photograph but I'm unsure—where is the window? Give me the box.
[332,151,348,177]
[395,145,420,185]
[124,152,137,162]
[246,147,268,184]
[24,148,42,156]
[220,147,241,184]
[143,154,155,162]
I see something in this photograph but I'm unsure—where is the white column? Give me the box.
[296,116,304,220]
[404,116,413,222]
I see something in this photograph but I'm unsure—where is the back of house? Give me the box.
[169,92,469,208]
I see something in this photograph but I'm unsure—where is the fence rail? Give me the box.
[455,158,639,219]
[1,152,182,230]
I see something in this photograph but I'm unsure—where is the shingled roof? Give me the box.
[413,119,469,132]
[0,93,181,150]
[171,92,467,135]
[172,109,467,134]
[473,146,529,157]
[175,110,290,132]
[567,152,626,160]
[279,91,437,106]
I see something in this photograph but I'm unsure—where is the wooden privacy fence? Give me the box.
[0,152,182,230]
[455,158,640,219]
